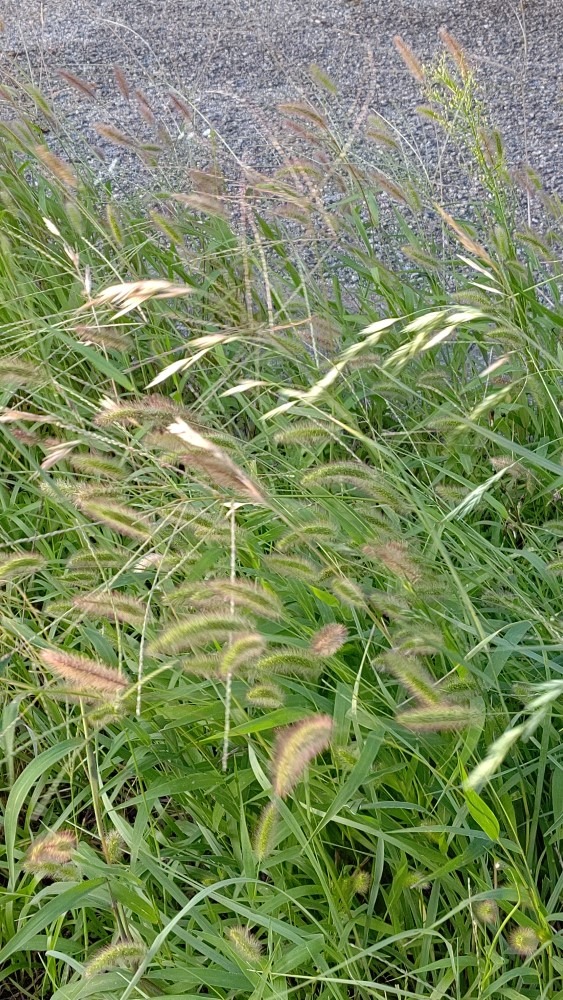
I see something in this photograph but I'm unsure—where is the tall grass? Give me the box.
[0,31,562,1000]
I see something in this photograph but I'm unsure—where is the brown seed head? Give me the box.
[393,35,425,82]
[310,623,348,657]
[41,648,128,697]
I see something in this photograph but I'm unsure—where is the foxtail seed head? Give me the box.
[271,714,333,798]
[40,649,128,697]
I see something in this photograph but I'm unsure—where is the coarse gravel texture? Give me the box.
[0,0,561,205]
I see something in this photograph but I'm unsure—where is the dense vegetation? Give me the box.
[0,35,562,1000]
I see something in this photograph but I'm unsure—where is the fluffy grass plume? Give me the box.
[167,418,265,503]
[508,926,540,958]
[23,829,78,881]
[149,613,252,656]
[0,551,45,581]
[310,623,348,657]
[84,941,146,978]
[473,899,499,926]
[396,702,482,732]
[73,591,149,628]
[76,496,152,542]
[40,649,128,697]
[167,578,283,619]
[376,651,440,705]
[263,553,319,581]
[257,649,322,679]
[246,682,285,709]
[220,634,266,676]
[330,576,366,608]
[226,926,263,965]
[252,802,279,862]
[271,714,333,798]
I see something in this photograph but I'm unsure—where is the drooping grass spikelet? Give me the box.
[435,205,492,264]
[70,452,127,479]
[330,576,366,608]
[396,702,482,732]
[85,279,192,316]
[178,653,221,677]
[333,744,360,769]
[189,166,225,197]
[113,64,130,100]
[34,146,78,188]
[366,114,400,150]
[303,461,377,491]
[84,940,146,978]
[73,591,149,628]
[174,192,228,220]
[220,633,266,676]
[149,613,252,656]
[168,419,265,503]
[253,801,278,862]
[227,926,263,965]
[40,649,128,697]
[74,325,133,352]
[168,579,282,619]
[134,88,156,126]
[278,101,329,131]
[376,651,440,705]
[246,682,285,709]
[363,541,422,584]
[369,590,410,620]
[257,649,322,679]
[272,714,333,798]
[274,421,333,447]
[95,393,183,427]
[278,518,338,552]
[169,92,194,122]
[263,554,319,582]
[438,26,470,78]
[87,700,125,729]
[25,829,76,867]
[370,169,413,207]
[162,581,222,608]
[191,510,239,544]
[76,496,152,542]
[310,623,348,657]
[0,356,42,390]
[23,858,77,881]
[304,462,404,508]
[489,456,527,479]
[393,626,443,656]
[94,123,140,149]
[393,35,425,82]
[57,69,97,98]
[0,551,45,581]
[23,829,78,881]
[309,63,338,94]
[65,548,123,581]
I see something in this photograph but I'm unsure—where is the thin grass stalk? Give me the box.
[247,211,274,338]
[222,503,237,772]
[82,707,130,941]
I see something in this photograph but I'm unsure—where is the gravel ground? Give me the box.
[1,0,562,201]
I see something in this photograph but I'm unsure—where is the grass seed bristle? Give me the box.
[272,714,333,798]
[149,613,253,656]
[41,648,128,696]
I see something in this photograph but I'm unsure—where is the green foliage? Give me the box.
[0,34,562,1000]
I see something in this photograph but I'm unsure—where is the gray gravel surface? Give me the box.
[1,0,562,200]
